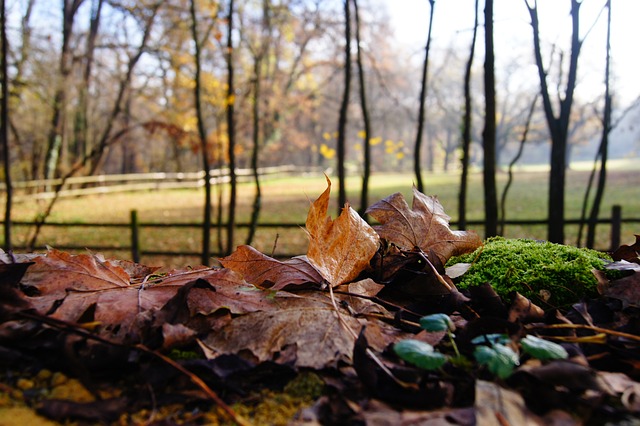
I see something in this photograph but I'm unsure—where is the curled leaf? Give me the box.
[220,245,322,290]
[365,187,482,265]
[305,176,379,286]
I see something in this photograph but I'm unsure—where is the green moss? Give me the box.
[448,237,613,307]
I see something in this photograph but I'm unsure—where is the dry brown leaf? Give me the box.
[219,245,323,290]
[366,187,482,264]
[17,250,276,343]
[305,176,379,286]
[202,295,359,369]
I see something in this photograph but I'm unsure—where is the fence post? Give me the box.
[610,205,621,251]
[130,210,140,263]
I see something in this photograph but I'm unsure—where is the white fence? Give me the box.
[2,165,323,200]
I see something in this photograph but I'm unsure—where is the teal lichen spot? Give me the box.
[448,237,613,307]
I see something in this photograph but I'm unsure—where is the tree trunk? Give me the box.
[226,0,237,255]
[1,0,11,250]
[413,0,435,193]
[247,53,263,245]
[337,0,351,211]
[586,0,612,248]
[190,0,212,265]
[483,0,498,238]
[88,2,161,175]
[526,0,582,244]
[27,3,162,250]
[458,0,479,231]
[74,0,102,168]
[353,0,371,215]
[44,0,84,183]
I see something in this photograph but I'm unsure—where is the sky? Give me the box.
[384,0,640,107]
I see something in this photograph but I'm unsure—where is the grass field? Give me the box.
[3,161,639,268]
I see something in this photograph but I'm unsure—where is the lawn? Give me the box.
[3,162,639,268]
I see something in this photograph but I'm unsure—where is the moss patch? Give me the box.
[448,237,613,307]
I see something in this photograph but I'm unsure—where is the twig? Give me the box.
[135,344,253,426]
[326,284,417,390]
[14,311,252,426]
[528,323,640,343]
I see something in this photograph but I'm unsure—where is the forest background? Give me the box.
[0,0,638,266]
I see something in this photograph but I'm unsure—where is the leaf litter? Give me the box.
[0,178,639,425]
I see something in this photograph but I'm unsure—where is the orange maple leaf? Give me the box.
[305,176,379,287]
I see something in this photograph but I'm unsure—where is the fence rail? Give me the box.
[3,165,322,200]
[3,205,637,262]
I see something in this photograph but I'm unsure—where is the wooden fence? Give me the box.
[1,167,638,261]
[2,165,321,200]
[4,205,637,262]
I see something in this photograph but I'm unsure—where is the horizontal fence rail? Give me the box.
[2,165,324,201]
[2,206,637,262]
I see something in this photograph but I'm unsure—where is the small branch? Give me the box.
[528,323,640,343]
[14,311,251,426]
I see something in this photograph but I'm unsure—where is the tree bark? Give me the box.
[337,0,351,211]
[413,0,435,193]
[585,0,611,248]
[190,0,212,265]
[1,0,11,250]
[353,0,371,215]
[483,0,498,238]
[44,0,85,183]
[458,0,478,231]
[74,0,102,168]
[226,0,237,255]
[526,0,582,244]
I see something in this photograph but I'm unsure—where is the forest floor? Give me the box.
[0,169,639,425]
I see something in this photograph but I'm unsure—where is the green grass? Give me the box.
[2,166,639,268]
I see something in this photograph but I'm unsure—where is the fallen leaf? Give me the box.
[508,292,545,323]
[612,234,640,265]
[202,295,359,369]
[366,187,481,265]
[305,176,379,286]
[475,380,543,425]
[219,245,323,289]
[16,250,276,344]
[596,270,640,308]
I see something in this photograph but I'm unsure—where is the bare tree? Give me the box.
[226,0,237,255]
[73,0,103,168]
[353,0,371,215]
[526,0,583,244]
[1,0,11,250]
[8,0,35,180]
[88,1,162,175]
[190,0,212,265]
[27,2,163,249]
[483,0,498,238]
[337,0,351,210]
[458,0,479,230]
[499,95,538,235]
[43,0,85,183]
[245,0,271,245]
[585,0,612,248]
[413,0,435,193]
